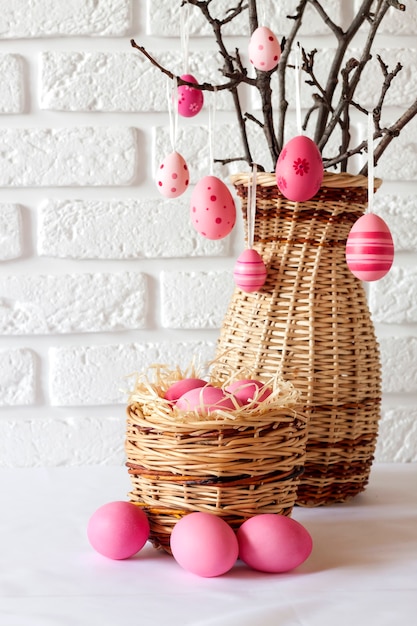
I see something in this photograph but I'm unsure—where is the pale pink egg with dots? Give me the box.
[157,151,189,198]
[237,514,313,573]
[178,74,204,118]
[248,26,281,72]
[87,501,150,560]
[190,175,236,240]
[233,248,267,292]
[275,136,323,202]
[170,512,239,577]
[226,379,272,405]
[176,385,239,414]
[164,378,207,403]
[346,213,394,281]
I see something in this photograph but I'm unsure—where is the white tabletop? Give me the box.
[1,463,416,626]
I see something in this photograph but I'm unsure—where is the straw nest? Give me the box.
[125,363,308,553]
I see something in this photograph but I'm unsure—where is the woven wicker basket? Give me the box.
[125,367,307,553]
[212,171,382,506]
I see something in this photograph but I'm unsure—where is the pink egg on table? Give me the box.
[178,74,204,118]
[164,378,207,403]
[237,514,313,573]
[248,26,281,71]
[87,501,150,560]
[170,512,239,577]
[233,248,267,292]
[226,379,272,405]
[346,213,394,281]
[156,151,189,198]
[176,385,239,414]
[190,175,236,240]
[275,136,323,202]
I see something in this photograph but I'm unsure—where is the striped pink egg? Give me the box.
[346,213,394,281]
[233,249,267,292]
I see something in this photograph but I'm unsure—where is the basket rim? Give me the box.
[230,170,382,190]
[126,400,306,431]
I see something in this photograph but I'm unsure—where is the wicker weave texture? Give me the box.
[125,375,307,553]
[213,172,382,506]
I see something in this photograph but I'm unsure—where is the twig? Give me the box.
[360,99,417,175]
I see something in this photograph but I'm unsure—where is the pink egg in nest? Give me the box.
[87,501,150,560]
[170,512,239,577]
[226,379,272,405]
[248,26,281,72]
[237,514,313,573]
[164,378,207,403]
[346,213,394,281]
[178,74,204,118]
[176,385,239,414]
[275,136,323,202]
[156,151,189,198]
[190,175,236,240]
[233,248,267,292]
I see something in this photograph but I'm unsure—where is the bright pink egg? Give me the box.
[190,175,236,240]
[87,501,150,560]
[226,379,272,405]
[170,512,239,577]
[164,378,207,402]
[176,385,238,414]
[156,151,189,198]
[237,514,313,573]
[275,136,323,202]
[178,74,204,118]
[248,26,281,71]
[346,213,394,281]
[233,248,267,292]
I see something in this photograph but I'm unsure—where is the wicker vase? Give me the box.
[212,171,382,506]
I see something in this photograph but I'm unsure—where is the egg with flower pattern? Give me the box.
[178,74,204,118]
[275,136,323,202]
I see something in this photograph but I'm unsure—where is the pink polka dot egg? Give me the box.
[178,73,204,118]
[157,151,189,198]
[249,26,281,71]
[190,175,236,239]
[346,213,394,281]
[233,248,267,292]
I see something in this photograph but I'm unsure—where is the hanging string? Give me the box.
[166,76,179,152]
[180,2,190,75]
[294,44,302,136]
[208,88,217,176]
[247,163,257,249]
[367,111,374,214]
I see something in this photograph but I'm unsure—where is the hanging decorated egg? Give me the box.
[248,26,281,71]
[178,74,204,117]
[156,151,189,198]
[233,248,267,292]
[346,213,394,281]
[190,175,236,239]
[275,136,323,202]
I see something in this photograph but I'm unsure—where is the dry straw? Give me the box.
[126,363,307,553]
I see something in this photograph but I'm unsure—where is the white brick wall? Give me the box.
[0,0,416,466]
